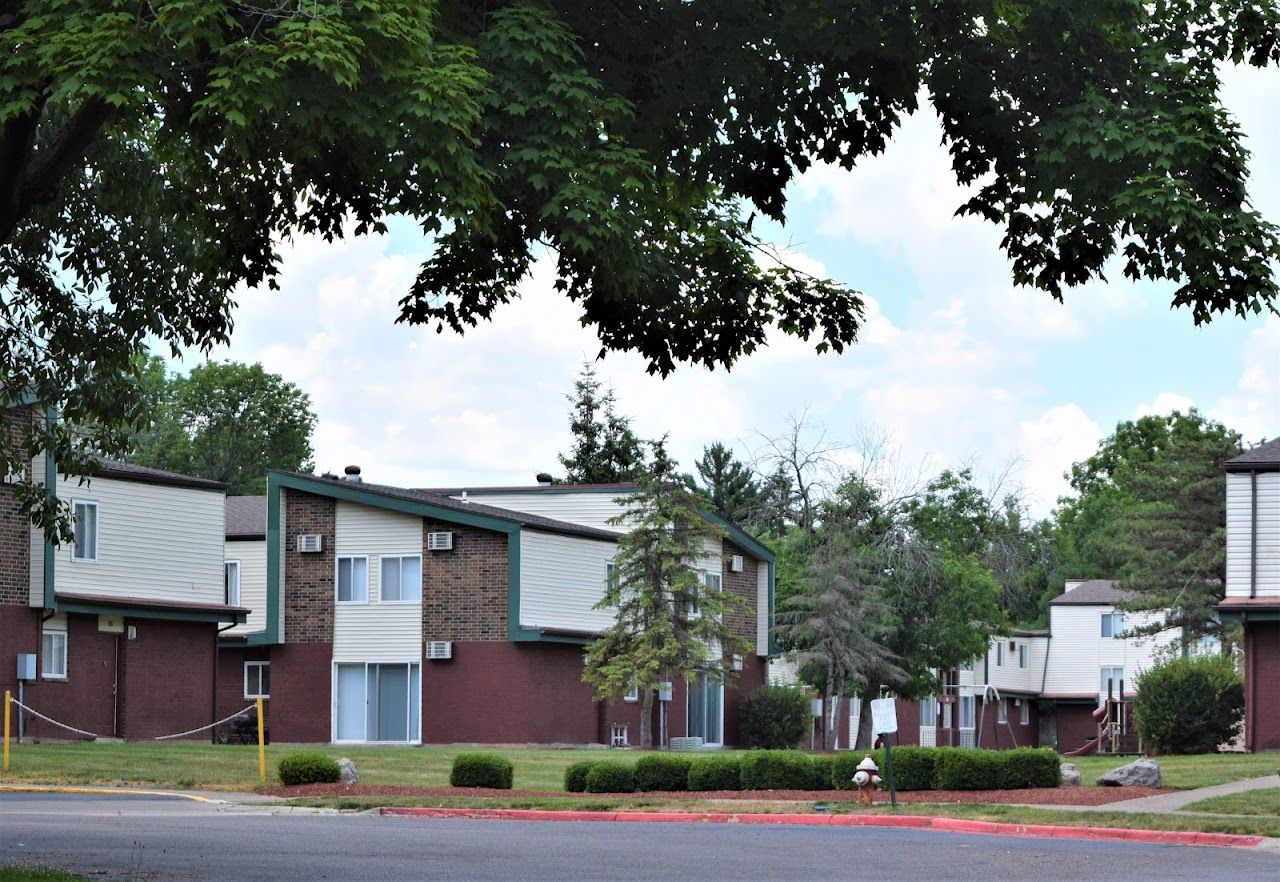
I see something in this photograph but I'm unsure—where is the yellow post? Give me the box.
[256,697,266,786]
[3,689,11,773]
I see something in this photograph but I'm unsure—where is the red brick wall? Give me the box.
[1055,703,1100,753]
[1245,620,1280,751]
[0,604,40,714]
[268,642,333,743]
[0,410,32,606]
[421,519,508,641]
[117,619,217,739]
[21,613,118,739]
[282,490,335,643]
[722,540,759,645]
[216,645,272,725]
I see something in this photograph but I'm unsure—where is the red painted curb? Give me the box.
[378,807,1264,849]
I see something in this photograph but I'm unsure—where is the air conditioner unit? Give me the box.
[297,534,322,553]
[425,640,453,660]
[427,531,454,551]
[729,554,744,573]
[1008,640,1017,651]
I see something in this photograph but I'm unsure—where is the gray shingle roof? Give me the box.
[1224,437,1280,471]
[96,458,225,491]
[226,495,267,539]
[1049,579,1137,606]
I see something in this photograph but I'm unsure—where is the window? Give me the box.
[995,643,1005,666]
[1101,612,1124,638]
[996,698,1007,724]
[605,560,617,592]
[380,556,421,603]
[1018,643,1028,669]
[959,658,974,673]
[611,724,629,747]
[335,662,421,743]
[41,630,67,679]
[72,500,98,561]
[1019,699,1030,726]
[1100,666,1125,702]
[942,701,953,729]
[624,681,639,702]
[958,694,976,729]
[918,696,938,727]
[336,556,368,603]
[691,571,721,618]
[225,560,241,607]
[244,662,270,699]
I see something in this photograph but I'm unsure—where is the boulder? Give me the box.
[1096,758,1161,788]
[1059,762,1082,786]
[337,757,359,785]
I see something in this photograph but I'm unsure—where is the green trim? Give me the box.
[218,631,270,649]
[1222,609,1280,623]
[697,508,775,565]
[42,406,57,609]
[767,559,778,656]
[506,527,537,641]
[265,475,282,644]
[55,599,246,625]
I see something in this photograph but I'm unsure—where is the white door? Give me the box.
[918,696,938,748]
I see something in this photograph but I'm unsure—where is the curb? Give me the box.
[0,784,213,803]
[379,807,1265,849]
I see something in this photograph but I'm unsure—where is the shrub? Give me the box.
[1132,654,1245,755]
[886,746,938,791]
[832,750,884,790]
[635,754,693,792]
[934,748,1001,791]
[585,761,636,793]
[738,685,811,750]
[808,754,836,791]
[450,753,514,789]
[996,748,1060,789]
[277,752,340,786]
[740,750,815,790]
[564,760,597,793]
[687,755,742,791]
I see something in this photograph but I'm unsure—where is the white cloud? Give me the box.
[1209,315,1280,443]
[1014,405,1104,512]
[1133,392,1197,420]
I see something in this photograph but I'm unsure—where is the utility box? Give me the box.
[16,653,36,681]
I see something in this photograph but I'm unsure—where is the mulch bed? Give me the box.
[260,783,1165,806]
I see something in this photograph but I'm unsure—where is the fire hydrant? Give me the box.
[852,754,882,806]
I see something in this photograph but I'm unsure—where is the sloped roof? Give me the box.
[424,482,639,495]
[226,495,267,539]
[1049,579,1137,606]
[95,458,225,491]
[1224,437,1280,471]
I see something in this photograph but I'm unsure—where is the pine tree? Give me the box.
[693,442,761,526]
[558,364,645,483]
[582,441,748,747]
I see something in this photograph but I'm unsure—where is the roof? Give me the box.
[226,496,267,539]
[279,472,623,542]
[54,591,248,624]
[1224,437,1280,472]
[1049,579,1137,606]
[94,458,225,492]
[423,482,639,495]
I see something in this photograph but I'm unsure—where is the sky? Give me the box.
[185,64,1280,518]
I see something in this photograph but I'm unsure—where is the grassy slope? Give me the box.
[0,867,88,882]
[1183,787,1280,817]
[1067,753,1280,789]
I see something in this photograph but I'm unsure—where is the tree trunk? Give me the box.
[640,690,654,748]
[823,658,837,750]
[855,686,879,750]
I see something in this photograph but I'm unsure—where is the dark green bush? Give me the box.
[832,750,884,790]
[585,761,636,793]
[278,752,340,786]
[740,750,815,790]
[564,760,597,793]
[886,746,938,791]
[934,748,1001,791]
[450,753,514,789]
[635,754,693,792]
[738,685,811,750]
[808,754,836,791]
[1133,654,1244,755]
[687,755,742,791]
[996,748,1060,789]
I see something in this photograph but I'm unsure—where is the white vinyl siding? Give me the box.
[518,530,618,633]
[986,636,1048,695]
[452,490,631,533]
[333,502,423,660]
[225,540,267,635]
[1042,605,1178,697]
[1258,473,1280,596]
[54,475,225,607]
[755,561,769,656]
[1226,472,1280,597]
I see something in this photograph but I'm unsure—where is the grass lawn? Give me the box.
[1183,787,1280,817]
[0,867,88,882]
[1067,753,1280,789]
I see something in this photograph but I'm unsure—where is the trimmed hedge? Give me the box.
[585,761,636,793]
[808,754,836,791]
[934,748,1002,791]
[564,760,596,793]
[738,685,811,749]
[635,754,693,792]
[687,755,742,791]
[996,748,1060,789]
[278,752,340,786]
[450,753,514,789]
[740,750,815,790]
[886,746,938,791]
[832,750,884,790]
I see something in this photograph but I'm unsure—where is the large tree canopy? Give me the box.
[3,1,1279,532]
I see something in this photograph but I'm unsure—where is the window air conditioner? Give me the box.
[297,534,322,553]
[425,640,453,660]
[730,555,744,573]
[427,531,454,551]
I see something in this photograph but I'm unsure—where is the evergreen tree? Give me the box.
[582,441,748,748]
[557,364,645,484]
[692,442,760,526]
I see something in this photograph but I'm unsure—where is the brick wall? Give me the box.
[1245,620,1280,751]
[0,604,39,706]
[269,643,334,743]
[0,408,34,607]
[421,519,508,642]
[721,539,759,645]
[119,619,217,739]
[283,489,335,643]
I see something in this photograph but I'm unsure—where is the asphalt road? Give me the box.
[1,794,1277,882]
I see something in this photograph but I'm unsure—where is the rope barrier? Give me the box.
[10,700,104,740]
[153,706,257,741]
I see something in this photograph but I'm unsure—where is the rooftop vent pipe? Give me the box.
[344,465,363,483]
[536,472,554,486]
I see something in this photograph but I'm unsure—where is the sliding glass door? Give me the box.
[333,662,421,743]
[687,674,723,746]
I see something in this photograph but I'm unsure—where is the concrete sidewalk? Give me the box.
[1093,774,1280,814]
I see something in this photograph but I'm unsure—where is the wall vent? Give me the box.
[427,531,454,551]
[729,554,744,573]
[425,640,453,660]
[297,534,323,553]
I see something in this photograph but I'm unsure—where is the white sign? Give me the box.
[870,697,898,735]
